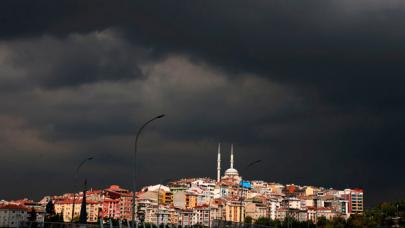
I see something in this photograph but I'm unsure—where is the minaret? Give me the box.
[217,143,221,182]
[230,144,234,169]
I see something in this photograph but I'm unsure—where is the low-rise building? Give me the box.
[0,204,28,227]
[192,205,210,226]
[54,199,102,223]
[225,200,244,223]
[245,201,267,222]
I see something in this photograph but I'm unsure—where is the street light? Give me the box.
[131,114,165,228]
[71,156,94,223]
[239,160,262,223]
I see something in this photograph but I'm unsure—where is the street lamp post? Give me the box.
[131,114,165,228]
[71,157,94,223]
[239,160,262,223]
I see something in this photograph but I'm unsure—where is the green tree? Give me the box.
[330,217,346,228]
[192,224,204,228]
[365,200,405,226]
[45,200,57,222]
[72,215,80,223]
[316,216,327,228]
[244,216,253,224]
[45,200,55,216]
[255,216,271,226]
[271,219,282,227]
[305,220,316,228]
[29,207,37,222]
[346,214,367,228]
[56,213,64,222]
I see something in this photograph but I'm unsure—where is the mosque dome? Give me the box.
[224,168,239,176]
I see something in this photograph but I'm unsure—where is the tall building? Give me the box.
[347,189,364,214]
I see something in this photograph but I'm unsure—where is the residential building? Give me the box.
[0,204,28,228]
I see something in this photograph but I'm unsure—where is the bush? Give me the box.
[244,216,253,224]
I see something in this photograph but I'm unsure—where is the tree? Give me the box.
[45,202,64,222]
[55,213,64,222]
[28,207,38,228]
[244,216,253,224]
[330,217,346,228]
[72,215,80,223]
[45,200,56,222]
[29,207,37,222]
[305,220,316,228]
[192,224,204,228]
[255,216,271,226]
[271,219,282,227]
[45,200,55,216]
[347,214,367,228]
[316,216,327,228]
[282,216,300,228]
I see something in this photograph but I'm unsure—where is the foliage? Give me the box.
[45,200,64,222]
[330,217,346,228]
[56,213,64,222]
[255,217,270,226]
[364,200,405,227]
[72,215,80,223]
[252,200,405,227]
[45,200,55,216]
[316,216,327,227]
[244,216,253,224]
[255,217,303,228]
[29,207,37,222]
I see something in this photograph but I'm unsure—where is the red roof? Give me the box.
[0,204,28,211]
[87,190,103,195]
[11,199,34,205]
[105,185,129,192]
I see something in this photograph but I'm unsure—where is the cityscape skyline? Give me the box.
[0,149,365,227]
[0,141,377,206]
[1,0,405,211]
[1,145,362,206]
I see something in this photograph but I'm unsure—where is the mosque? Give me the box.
[216,143,241,183]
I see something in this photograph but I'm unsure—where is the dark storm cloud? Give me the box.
[0,31,146,89]
[3,0,405,104]
[0,53,301,199]
[1,0,405,206]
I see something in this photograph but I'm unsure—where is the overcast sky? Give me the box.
[1,0,405,206]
